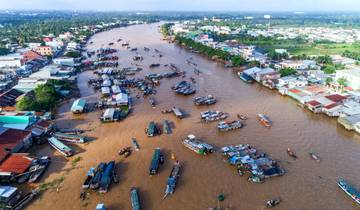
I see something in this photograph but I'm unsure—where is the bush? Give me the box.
[279,67,297,77]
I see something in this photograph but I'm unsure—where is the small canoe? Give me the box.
[132,138,140,151]
[287,148,297,159]
[309,152,320,162]
[237,114,248,120]
[130,187,141,210]
[53,132,86,144]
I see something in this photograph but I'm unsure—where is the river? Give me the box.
[28,23,360,210]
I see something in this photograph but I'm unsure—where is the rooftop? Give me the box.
[0,154,32,174]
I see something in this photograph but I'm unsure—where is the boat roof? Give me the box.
[0,186,17,198]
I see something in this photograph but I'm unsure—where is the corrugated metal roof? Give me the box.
[0,154,32,174]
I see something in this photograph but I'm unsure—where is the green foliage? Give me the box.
[176,35,247,65]
[16,81,62,111]
[315,55,333,65]
[337,77,348,87]
[325,77,333,85]
[267,50,289,60]
[160,23,174,37]
[343,50,360,61]
[279,67,297,77]
[65,51,81,58]
[322,63,345,74]
[230,55,247,67]
[249,60,261,68]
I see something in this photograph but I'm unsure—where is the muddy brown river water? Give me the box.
[28,23,360,210]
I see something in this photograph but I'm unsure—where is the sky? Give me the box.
[0,0,360,11]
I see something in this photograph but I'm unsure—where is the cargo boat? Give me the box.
[99,161,116,193]
[130,187,141,210]
[172,107,185,119]
[163,161,181,199]
[217,120,243,131]
[182,134,214,155]
[48,137,73,157]
[338,178,360,205]
[53,132,86,143]
[90,163,107,190]
[201,110,228,122]
[145,121,161,137]
[149,148,163,175]
[257,114,272,127]
[82,167,96,189]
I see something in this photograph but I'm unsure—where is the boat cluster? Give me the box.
[194,95,217,106]
[145,120,173,137]
[82,161,118,194]
[221,144,285,183]
[47,130,87,157]
[16,156,51,184]
[201,110,228,122]
[172,81,196,95]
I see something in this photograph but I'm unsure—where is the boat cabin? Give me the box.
[149,148,162,175]
[71,99,86,114]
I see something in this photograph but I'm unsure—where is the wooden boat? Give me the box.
[132,138,140,151]
[28,156,51,183]
[149,148,162,175]
[309,152,320,162]
[130,187,141,210]
[248,175,264,183]
[287,148,297,159]
[163,161,181,199]
[163,120,172,134]
[217,120,243,131]
[266,198,281,208]
[257,114,271,127]
[237,114,248,120]
[48,137,73,157]
[182,134,214,155]
[12,189,40,210]
[172,107,185,119]
[53,132,86,144]
[82,167,96,189]
[338,178,360,205]
[145,121,161,137]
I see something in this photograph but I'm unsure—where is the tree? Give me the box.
[279,67,297,77]
[323,65,336,74]
[337,77,348,88]
[316,55,333,65]
[325,77,333,86]
[231,55,246,67]
[65,50,81,58]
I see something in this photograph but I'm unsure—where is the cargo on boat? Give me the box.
[145,121,161,137]
[90,163,107,190]
[338,178,360,205]
[48,137,73,157]
[149,148,163,175]
[221,144,285,181]
[182,134,214,155]
[71,98,87,114]
[53,132,86,143]
[163,161,181,199]
[99,161,116,193]
[217,120,243,131]
[130,187,141,210]
[193,95,217,106]
[257,114,272,127]
[201,110,228,122]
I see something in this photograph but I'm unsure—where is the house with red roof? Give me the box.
[0,154,32,178]
[0,128,32,162]
[22,50,43,63]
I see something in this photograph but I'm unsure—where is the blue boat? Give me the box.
[130,187,141,210]
[163,161,181,199]
[238,72,254,83]
[149,148,163,175]
[99,161,115,193]
[338,178,360,205]
[90,163,107,190]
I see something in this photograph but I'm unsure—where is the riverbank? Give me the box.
[28,23,360,210]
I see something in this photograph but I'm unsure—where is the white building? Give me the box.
[336,68,360,90]
[0,53,22,68]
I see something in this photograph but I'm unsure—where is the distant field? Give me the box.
[284,43,360,56]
